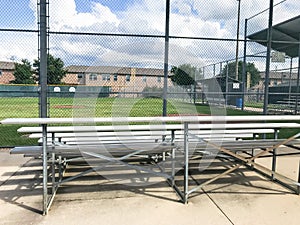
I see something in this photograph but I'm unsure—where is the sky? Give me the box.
[0,0,299,72]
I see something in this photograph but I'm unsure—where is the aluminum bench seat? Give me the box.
[11,142,176,156]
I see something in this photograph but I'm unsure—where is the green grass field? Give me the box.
[0,97,259,119]
[0,97,261,146]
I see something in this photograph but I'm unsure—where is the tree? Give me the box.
[170,64,202,86]
[10,59,35,84]
[221,61,260,87]
[34,54,67,84]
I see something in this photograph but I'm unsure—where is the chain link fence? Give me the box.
[0,0,299,146]
[245,0,300,113]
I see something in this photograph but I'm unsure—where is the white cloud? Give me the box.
[170,13,230,38]
[193,0,237,21]
[30,0,120,32]
[118,0,165,34]
[99,40,205,69]
[1,0,299,71]
[172,0,193,15]
[50,1,119,31]
[0,32,37,63]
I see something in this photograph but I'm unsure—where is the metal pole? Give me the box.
[235,0,241,81]
[294,34,300,114]
[225,61,229,106]
[183,122,189,204]
[288,57,293,106]
[298,161,300,194]
[40,0,48,215]
[213,64,216,77]
[162,0,170,117]
[194,71,197,104]
[219,62,223,75]
[242,18,248,111]
[271,129,278,180]
[263,0,274,115]
[171,148,175,186]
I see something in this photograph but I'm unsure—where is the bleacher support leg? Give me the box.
[183,122,189,204]
[298,161,300,194]
[272,148,277,180]
[42,124,48,215]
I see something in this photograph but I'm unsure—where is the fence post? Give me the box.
[162,0,170,117]
[263,0,274,115]
[39,0,48,215]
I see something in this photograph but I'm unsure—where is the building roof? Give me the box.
[0,61,172,76]
[65,65,172,76]
[247,15,300,58]
[259,71,298,80]
[0,61,15,70]
[65,65,121,74]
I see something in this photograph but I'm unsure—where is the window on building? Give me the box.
[114,74,118,81]
[142,76,147,82]
[77,73,84,79]
[102,74,110,81]
[126,75,130,82]
[157,76,161,83]
[89,73,97,81]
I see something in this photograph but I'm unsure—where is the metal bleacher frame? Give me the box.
[2,115,300,215]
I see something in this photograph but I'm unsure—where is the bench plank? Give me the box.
[28,128,277,139]
[18,123,300,133]
[3,115,300,125]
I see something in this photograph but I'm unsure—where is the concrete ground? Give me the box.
[1,147,300,225]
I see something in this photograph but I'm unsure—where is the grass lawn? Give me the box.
[0,125,38,147]
[0,96,292,147]
[0,97,259,120]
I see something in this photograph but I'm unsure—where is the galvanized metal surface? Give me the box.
[4,115,300,215]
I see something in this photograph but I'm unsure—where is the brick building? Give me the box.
[253,71,298,91]
[0,61,15,84]
[63,65,173,94]
[0,62,174,96]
